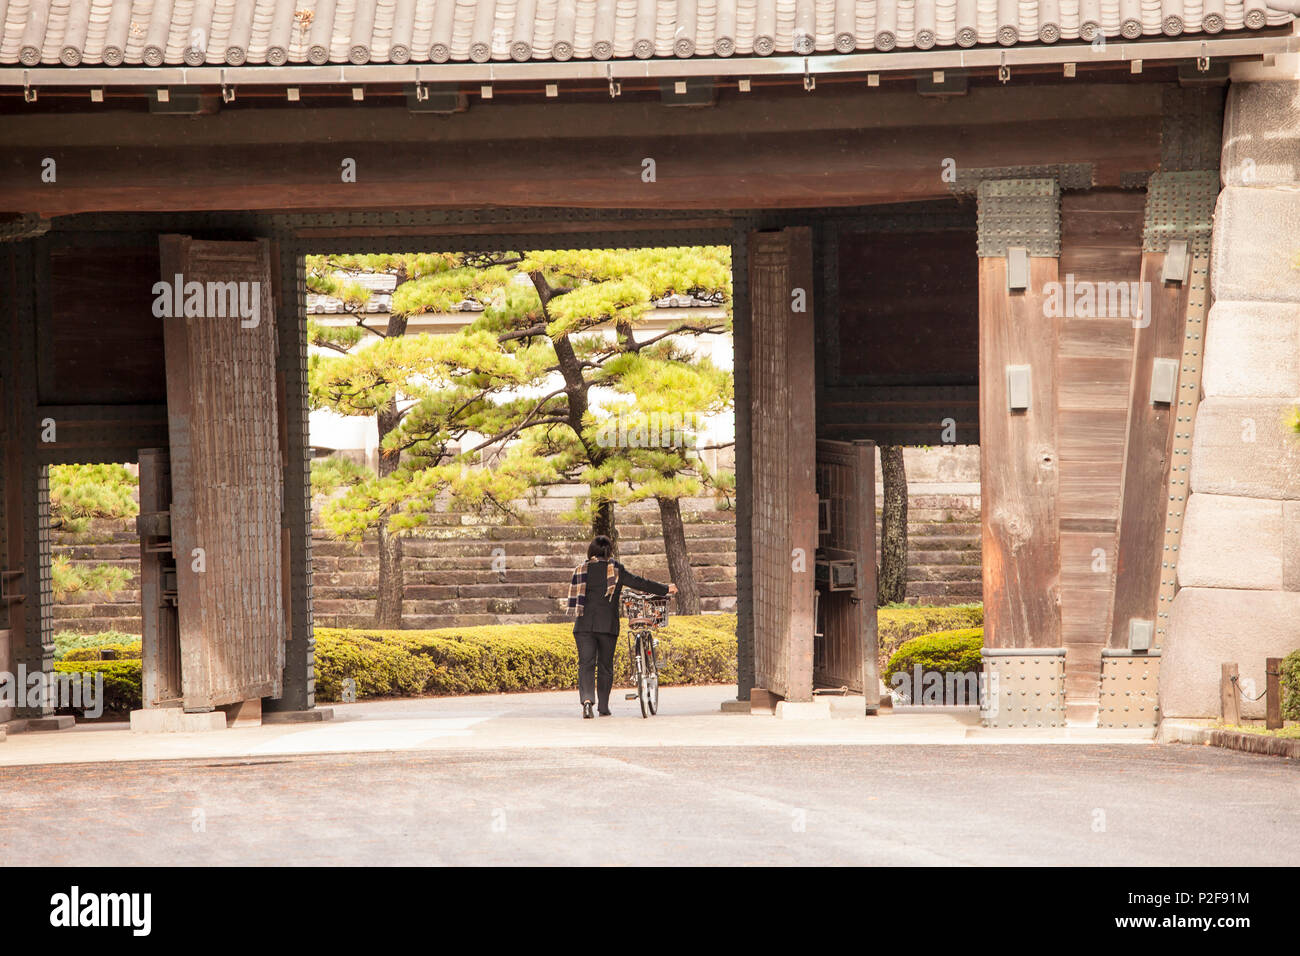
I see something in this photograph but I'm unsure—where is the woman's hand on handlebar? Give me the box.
[668,584,678,595]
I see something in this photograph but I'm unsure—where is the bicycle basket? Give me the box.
[620,590,669,627]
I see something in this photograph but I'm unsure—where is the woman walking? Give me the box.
[567,535,675,718]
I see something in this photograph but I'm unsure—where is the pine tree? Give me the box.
[308,247,734,623]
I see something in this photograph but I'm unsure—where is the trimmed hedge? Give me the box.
[63,642,142,662]
[883,627,985,683]
[41,609,997,711]
[877,604,983,670]
[1282,648,1300,722]
[53,630,141,662]
[52,660,142,715]
[314,614,738,702]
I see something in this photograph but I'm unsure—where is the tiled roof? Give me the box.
[0,0,1292,68]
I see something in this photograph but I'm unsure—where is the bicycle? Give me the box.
[620,590,669,718]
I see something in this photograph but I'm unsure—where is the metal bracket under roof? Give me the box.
[976,178,1061,259]
[950,163,1092,196]
[1141,170,1219,253]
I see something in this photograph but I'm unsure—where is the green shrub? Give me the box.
[314,614,737,702]
[53,630,141,662]
[52,659,142,715]
[1282,648,1300,722]
[883,626,984,683]
[876,604,983,670]
[63,642,142,662]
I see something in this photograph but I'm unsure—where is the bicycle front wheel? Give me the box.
[641,637,659,716]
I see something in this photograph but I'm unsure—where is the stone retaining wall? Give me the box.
[52,487,983,633]
[1161,75,1300,718]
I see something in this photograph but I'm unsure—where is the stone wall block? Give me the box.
[1178,493,1283,590]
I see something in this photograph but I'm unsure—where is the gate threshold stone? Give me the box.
[130,709,227,733]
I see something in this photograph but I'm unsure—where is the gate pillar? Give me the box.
[975,179,1065,727]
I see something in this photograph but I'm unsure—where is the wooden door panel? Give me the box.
[748,227,818,701]
[815,439,878,698]
[159,236,284,710]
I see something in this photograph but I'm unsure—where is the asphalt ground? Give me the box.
[2,740,1296,866]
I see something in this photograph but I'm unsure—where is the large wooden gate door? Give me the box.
[748,227,818,702]
[159,236,284,711]
[814,439,878,703]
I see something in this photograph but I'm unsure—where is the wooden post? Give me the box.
[1266,657,1282,730]
[976,181,1061,651]
[1220,662,1240,726]
[747,227,818,702]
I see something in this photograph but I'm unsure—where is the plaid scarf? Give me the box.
[567,558,619,617]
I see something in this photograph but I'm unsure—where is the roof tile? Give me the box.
[0,0,1290,65]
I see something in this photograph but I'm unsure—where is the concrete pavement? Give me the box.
[0,685,1157,768]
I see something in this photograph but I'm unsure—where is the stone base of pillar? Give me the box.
[130,709,227,733]
[774,699,832,720]
[3,715,76,733]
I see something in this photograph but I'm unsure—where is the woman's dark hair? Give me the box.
[587,535,613,561]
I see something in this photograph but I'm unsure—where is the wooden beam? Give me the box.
[0,111,1160,216]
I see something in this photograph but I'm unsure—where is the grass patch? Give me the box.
[1215,722,1300,740]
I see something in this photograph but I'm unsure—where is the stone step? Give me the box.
[52,545,141,561]
[51,603,144,620]
[908,535,981,552]
[904,565,983,583]
[58,589,143,605]
[309,536,738,560]
[50,617,144,635]
[905,581,983,601]
[904,549,982,567]
[906,521,980,536]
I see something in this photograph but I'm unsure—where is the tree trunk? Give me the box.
[375,523,404,628]
[657,496,700,615]
[878,444,909,606]
[374,385,405,626]
[592,497,618,555]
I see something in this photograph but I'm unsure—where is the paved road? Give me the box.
[2,743,1295,865]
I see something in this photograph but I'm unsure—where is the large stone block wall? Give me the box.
[1161,77,1300,718]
